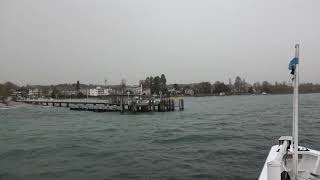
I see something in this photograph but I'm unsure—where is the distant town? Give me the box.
[1,74,320,103]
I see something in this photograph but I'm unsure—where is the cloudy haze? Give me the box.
[0,0,319,85]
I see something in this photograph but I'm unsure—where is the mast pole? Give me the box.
[292,44,299,180]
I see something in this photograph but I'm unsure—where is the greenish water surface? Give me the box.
[1,94,320,180]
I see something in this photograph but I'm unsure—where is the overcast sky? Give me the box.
[0,0,319,85]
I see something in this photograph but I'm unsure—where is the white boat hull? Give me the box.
[259,142,320,180]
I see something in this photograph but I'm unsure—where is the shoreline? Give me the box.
[0,101,27,109]
[183,92,320,98]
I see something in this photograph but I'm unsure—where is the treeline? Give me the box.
[0,81,98,99]
[183,76,320,95]
[2,75,320,100]
[0,82,20,101]
[141,74,168,95]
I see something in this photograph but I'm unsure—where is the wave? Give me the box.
[153,128,184,134]
[152,134,236,144]
[0,104,28,110]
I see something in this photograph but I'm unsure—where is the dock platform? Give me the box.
[16,96,184,113]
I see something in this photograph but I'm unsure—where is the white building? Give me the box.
[89,87,112,96]
[125,85,151,96]
[28,88,42,98]
[125,86,142,95]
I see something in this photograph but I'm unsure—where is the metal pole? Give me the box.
[292,44,299,180]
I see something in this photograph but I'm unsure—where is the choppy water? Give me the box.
[1,94,320,180]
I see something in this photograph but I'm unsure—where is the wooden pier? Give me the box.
[16,96,184,113]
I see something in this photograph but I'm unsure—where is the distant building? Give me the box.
[142,88,151,96]
[16,87,28,96]
[125,86,142,95]
[138,80,152,96]
[14,87,28,99]
[10,89,18,97]
[89,87,112,96]
[61,89,89,97]
[80,89,89,96]
[61,90,77,96]
[125,85,151,96]
[184,88,195,96]
[125,86,136,94]
[28,88,42,98]
[168,88,175,94]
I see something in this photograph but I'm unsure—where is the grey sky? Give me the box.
[0,0,319,85]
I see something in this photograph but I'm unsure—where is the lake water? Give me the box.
[1,94,320,180]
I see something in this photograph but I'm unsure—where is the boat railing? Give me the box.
[267,139,290,180]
